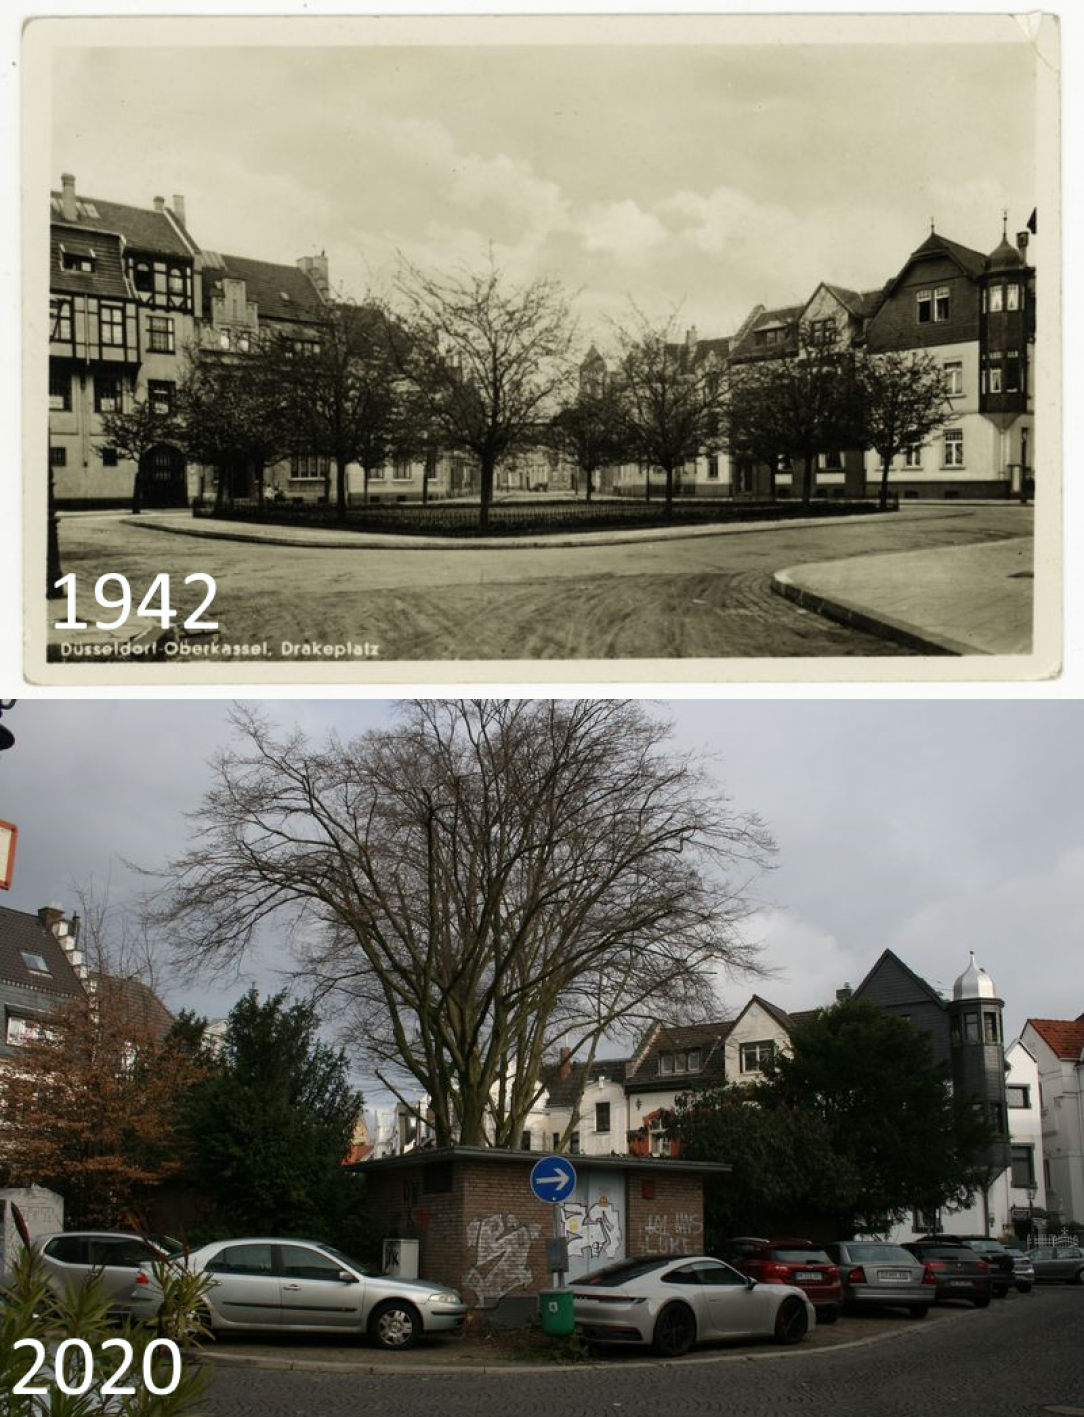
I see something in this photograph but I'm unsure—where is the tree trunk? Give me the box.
[879,456,891,511]
[802,454,814,507]
[131,460,143,515]
[664,465,675,517]
[645,467,651,503]
[256,460,265,510]
[363,465,370,506]
[585,467,593,503]
[336,456,348,522]
[479,456,496,531]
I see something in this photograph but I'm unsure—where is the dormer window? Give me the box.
[21,951,51,975]
[916,289,932,323]
[657,1048,701,1076]
[934,287,950,321]
[61,248,96,273]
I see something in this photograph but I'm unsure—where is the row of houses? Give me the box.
[372,946,1081,1248]
[47,173,1037,509]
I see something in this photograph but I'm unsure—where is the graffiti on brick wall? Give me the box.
[465,1212,541,1304]
[562,1195,623,1262]
[642,1210,702,1255]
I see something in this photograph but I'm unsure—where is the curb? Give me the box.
[771,568,975,656]
[196,1304,976,1379]
[120,509,915,555]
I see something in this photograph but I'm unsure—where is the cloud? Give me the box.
[715,907,860,1018]
[582,198,668,265]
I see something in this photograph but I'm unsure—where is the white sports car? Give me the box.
[572,1254,816,1357]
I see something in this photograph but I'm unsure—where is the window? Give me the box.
[99,303,125,348]
[101,447,119,467]
[148,380,175,416]
[50,446,67,467]
[1005,360,1020,393]
[1006,284,1021,311]
[94,373,122,414]
[237,333,251,353]
[148,316,174,353]
[820,450,843,470]
[520,1130,532,1151]
[293,338,320,358]
[369,464,385,481]
[206,1244,274,1276]
[44,1237,91,1265]
[987,366,1003,394]
[61,249,95,273]
[916,288,932,323]
[809,317,836,346]
[279,1245,345,1282]
[20,951,50,974]
[6,1014,55,1046]
[904,445,923,469]
[943,360,963,396]
[570,1131,581,1154]
[988,285,1004,313]
[960,1010,980,1042]
[552,1132,561,1152]
[934,286,950,321]
[687,1049,701,1071]
[595,1102,611,1133]
[133,261,154,295]
[707,453,719,480]
[659,1053,675,1075]
[740,1040,775,1073]
[290,454,329,482]
[167,266,186,300]
[1011,1145,1036,1189]
[49,368,71,411]
[219,330,232,350]
[50,297,73,343]
[983,1012,1001,1043]
[393,458,413,481]
[1007,1085,1031,1109]
[943,429,964,468]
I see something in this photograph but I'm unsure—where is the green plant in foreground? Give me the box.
[1,1243,210,1416]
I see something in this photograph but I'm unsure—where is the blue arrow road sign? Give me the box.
[530,1154,577,1203]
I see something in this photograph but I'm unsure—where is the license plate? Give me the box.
[947,1279,972,1287]
[876,1271,911,1282]
[793,1272,822,1282]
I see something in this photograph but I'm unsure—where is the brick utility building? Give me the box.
[359,1146,728,1320]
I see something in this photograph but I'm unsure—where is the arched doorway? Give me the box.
[139,443,188,508]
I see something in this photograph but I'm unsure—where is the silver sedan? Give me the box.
[127,1237,467,1349]
[823,1241,934,1316]
[571,1255,815,1357]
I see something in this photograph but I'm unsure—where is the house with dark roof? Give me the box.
[0,904,86,1057]
[1021,1014,1084,1227]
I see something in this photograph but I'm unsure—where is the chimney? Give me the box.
[686,324,699,351]
[836,984,853,1003]
[60,173,77,223]
[172,194,187,226]
[1016,230,1030,260]
[297,252,330,300]
[153,196,165,213]
[38,904,65,934]
[559,1046,573,1080]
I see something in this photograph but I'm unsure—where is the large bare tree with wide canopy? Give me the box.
[151,700,775,1148]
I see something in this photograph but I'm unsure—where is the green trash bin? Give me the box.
[539,1288,575,1337]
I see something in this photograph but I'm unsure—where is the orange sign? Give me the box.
[0,820,17,890]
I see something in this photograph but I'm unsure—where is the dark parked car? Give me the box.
[919,1235,1014,1297]
[1026,1244,1084,1284]
[722,1238,842,1322]
[901,1240,992,1307]
[823,1241,935,1317]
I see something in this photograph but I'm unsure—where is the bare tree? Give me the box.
[546,384,629,502]
[149,701,775,1149]
[853,349,956,510]
[610,310,726,515]
[97,393,180,514]
[392,256,576,530]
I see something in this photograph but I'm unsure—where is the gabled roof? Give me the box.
[50,227,131,301]
[625,1019,732,1091]
[820,283,867,318]
[853,948,946,1009]
[880,229,988,299]
[206,252,326,323]
[0,905,85,1000]
[728,303,804,360]
[91,973,174,1041]
[50,192,196,259]
[1025,1018,1084,1062]
[543,1056,630,1108]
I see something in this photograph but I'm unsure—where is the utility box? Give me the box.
[1,1187,64,1282]
[546,1237,569,1274]
[382,1237,420,1278]
[539,1289,575,1337]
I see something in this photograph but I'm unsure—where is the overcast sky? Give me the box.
[48,16,1039,342]
[1,699,1080,1086]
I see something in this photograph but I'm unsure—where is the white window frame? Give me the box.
[934,286,951,322]
[1006,284,1021,311]
[915,288,932,324]
[944,429,964,468]
[943,360,964,397]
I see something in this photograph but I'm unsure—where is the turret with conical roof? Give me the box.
[947,951,1011,1179]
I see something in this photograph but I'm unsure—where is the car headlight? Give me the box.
[428,1292,462,1304]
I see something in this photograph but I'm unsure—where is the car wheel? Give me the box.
[1074,1270,1084,1287]
[907,1305,929,1319]
[1015,1282,1033,1294]
[652,1302,697,1358]
[817,1306,839,1325]
[972,1293,991,1309]
[773,1297,809,1346]
[370,1300,420,1350]
[993,1286,1009,1298]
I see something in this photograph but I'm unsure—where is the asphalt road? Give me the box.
[52,503,1031,661]
[196,1287,1083,1417]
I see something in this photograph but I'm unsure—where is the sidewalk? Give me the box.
[772,536,1034,656]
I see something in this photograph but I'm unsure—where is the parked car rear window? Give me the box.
[839,1244,913,1263]
[579,1258,672,1286]
[768,1248,831,1264]
[912,1245,974,1260]
[43,1237,90,1265]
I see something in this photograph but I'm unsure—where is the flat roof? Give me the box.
[352,1145,731,1175]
